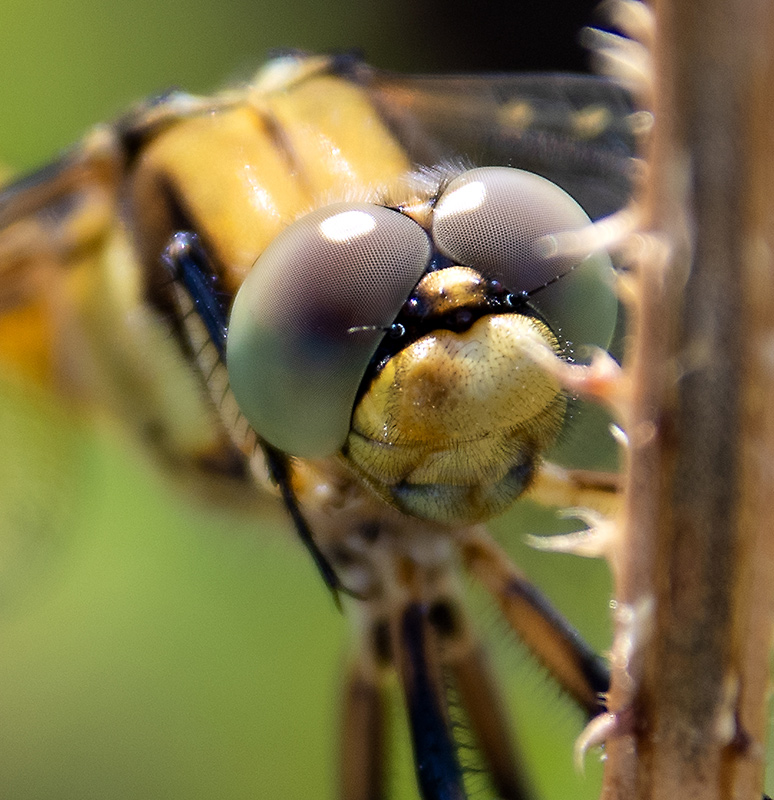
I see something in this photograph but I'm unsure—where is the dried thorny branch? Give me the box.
[597,0,774,798]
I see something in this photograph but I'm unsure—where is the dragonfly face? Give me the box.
[225,163,617,526]
[0,52,636,800]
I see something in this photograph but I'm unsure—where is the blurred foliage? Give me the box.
[0,1,616,798]
[0,0,600,171]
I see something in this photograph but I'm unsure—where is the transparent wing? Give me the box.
[363,68,638,219]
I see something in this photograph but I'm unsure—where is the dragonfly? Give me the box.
[0,51,638,799]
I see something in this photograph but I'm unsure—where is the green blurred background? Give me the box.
[0,1,632,798]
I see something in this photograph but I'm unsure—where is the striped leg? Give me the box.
[461,530,609,718]
[341,588,540,800]
[340,658,388,800]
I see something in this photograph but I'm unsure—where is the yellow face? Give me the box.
[348,290,567,523]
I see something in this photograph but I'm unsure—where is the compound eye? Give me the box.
[432,166,596,291]
[432,167,617,352]
[227,203,431,458]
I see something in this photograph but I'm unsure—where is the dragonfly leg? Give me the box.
[340,652,389,800]
[379,593,538,800]
[528,462,622,518]
[393,601,467,800]
[460,530,609,717]
[443,603,537,800]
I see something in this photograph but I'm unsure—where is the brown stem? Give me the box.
[602,1,774,798]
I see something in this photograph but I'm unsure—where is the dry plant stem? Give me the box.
[602,1,774,799]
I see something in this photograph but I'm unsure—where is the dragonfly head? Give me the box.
[227,166,617,523]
